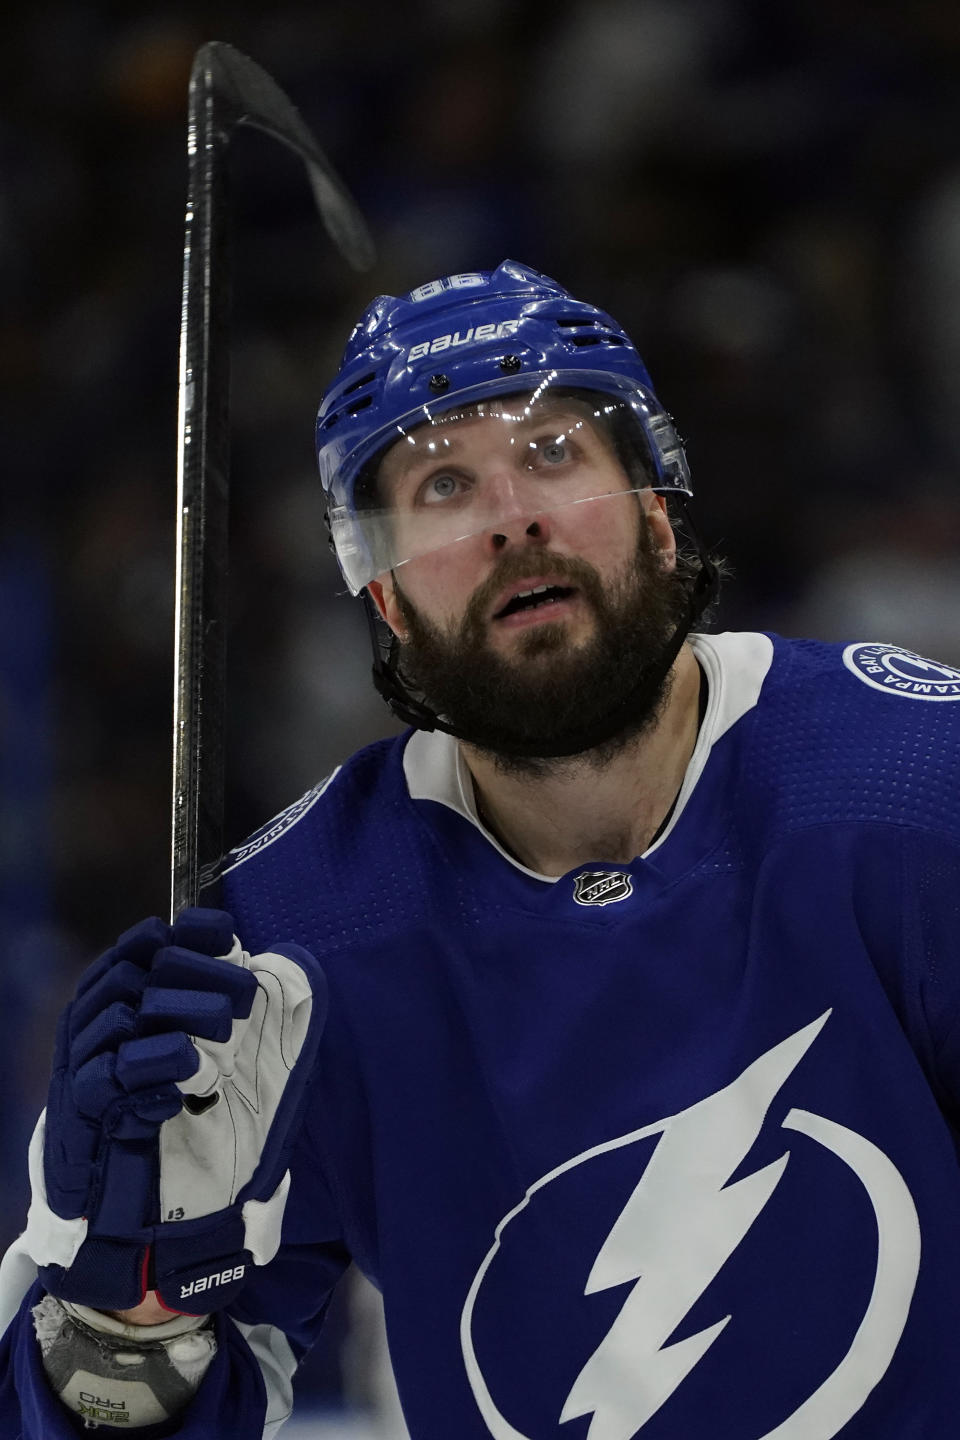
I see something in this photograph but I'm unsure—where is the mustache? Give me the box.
[462,549,606,636]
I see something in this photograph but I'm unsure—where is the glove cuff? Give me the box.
[152,1210,247,1314]
[39,1233,150,1311]
[152,1170,290,1314]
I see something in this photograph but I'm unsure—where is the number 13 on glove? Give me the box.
[23,909,328,1315]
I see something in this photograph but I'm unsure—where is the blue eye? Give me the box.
[422,473,461,504]
[534,436,569,466]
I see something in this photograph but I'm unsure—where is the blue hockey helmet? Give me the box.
[316,259,693,593]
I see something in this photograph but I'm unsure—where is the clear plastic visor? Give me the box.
[328,388,684,594]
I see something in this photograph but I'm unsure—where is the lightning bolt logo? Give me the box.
[558,1014,826,1439]
[895,655,951,675]
[461,1009,921,1440]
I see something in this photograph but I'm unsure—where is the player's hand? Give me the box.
[22,908,327,1315]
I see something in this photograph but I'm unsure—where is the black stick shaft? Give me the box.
[171,60,231,921]
[170,43,375,921]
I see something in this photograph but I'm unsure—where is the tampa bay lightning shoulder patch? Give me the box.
[842,643,960,702]
[222,769,341,874]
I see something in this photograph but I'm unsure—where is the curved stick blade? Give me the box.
[193,41,376,271]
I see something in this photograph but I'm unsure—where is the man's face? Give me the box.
[368,398,690,761]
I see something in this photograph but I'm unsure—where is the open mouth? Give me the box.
[493,584,577,621]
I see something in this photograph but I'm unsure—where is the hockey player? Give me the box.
[4,259,960,1438]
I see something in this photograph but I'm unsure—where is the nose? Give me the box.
[488,514,552,554]
[476,463,554,554]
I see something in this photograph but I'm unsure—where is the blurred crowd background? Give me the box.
[3,0,960,1431]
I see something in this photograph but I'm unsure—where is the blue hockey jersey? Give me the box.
[5,631,960,1439]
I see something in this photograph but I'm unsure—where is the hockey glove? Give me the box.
[24,907,327,1315]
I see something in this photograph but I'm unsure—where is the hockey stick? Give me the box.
[171,41,375,920]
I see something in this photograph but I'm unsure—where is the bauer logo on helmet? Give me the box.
[408,319,521,363]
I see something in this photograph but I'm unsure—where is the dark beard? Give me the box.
[391,515,695,774]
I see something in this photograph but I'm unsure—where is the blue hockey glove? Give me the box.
[23,908,327,1315]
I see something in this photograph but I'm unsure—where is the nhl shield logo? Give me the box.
[572,870,634,907]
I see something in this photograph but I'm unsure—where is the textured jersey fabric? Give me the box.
[5,630,960,1439]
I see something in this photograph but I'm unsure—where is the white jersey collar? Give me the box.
[402,631,774,881]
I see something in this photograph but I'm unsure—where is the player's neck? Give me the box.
[462,644,703,876]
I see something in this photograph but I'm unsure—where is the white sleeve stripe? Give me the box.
[0,1232,39,1339]
[230,1317,298,1437]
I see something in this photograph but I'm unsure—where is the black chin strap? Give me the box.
[364,515,720,760]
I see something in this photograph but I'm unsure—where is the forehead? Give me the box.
[377,394,616,487]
